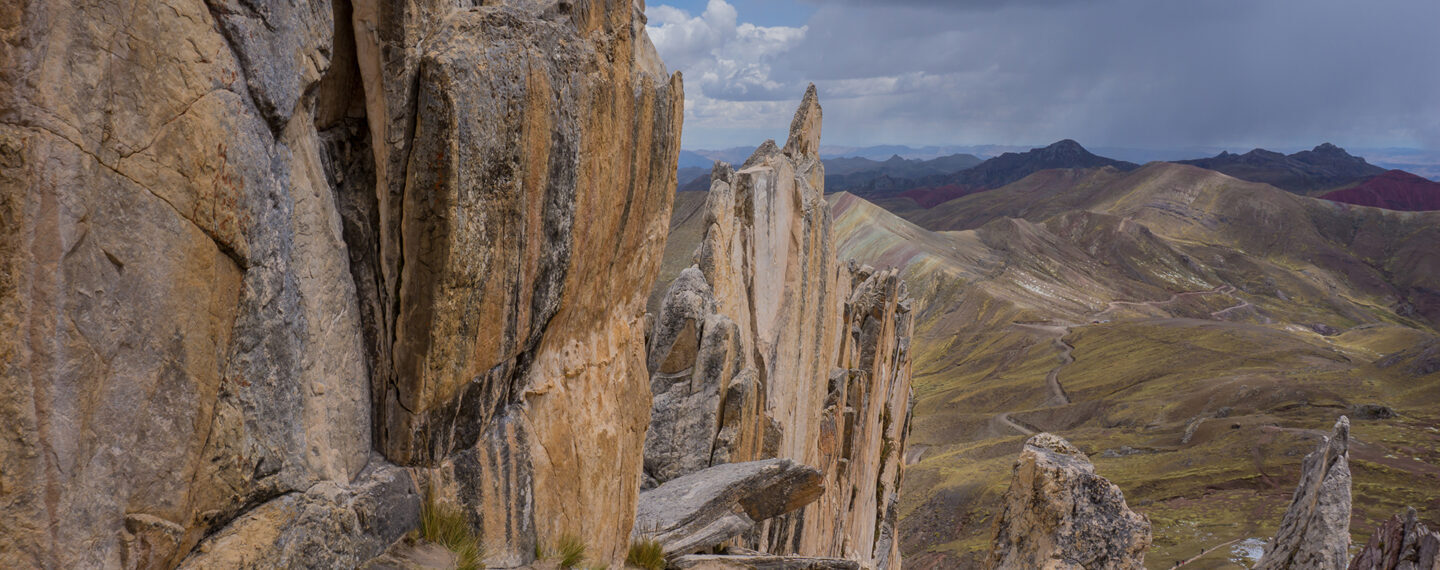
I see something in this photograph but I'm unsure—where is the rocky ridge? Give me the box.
[644,87,915,568]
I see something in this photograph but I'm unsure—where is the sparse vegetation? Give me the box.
[626,538,666,570]
[419,493,485,570]
[557,533,588,568]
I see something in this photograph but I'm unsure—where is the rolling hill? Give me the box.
[1320,169,1440,211]
[826,162,1440,568]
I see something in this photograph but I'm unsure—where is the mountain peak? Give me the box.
[784,83,822,159]
[1047,139,1086,152]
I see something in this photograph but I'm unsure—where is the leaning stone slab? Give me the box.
[633,459,823,556]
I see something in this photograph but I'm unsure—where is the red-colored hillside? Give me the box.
[1320,170,1440,211]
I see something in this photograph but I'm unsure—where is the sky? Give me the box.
[644,0,1440,152]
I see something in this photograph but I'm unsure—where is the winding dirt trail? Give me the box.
[1012,323,1075,407]
[995,285,1244,437]
[997,412,1036,436]
[1096,285,1237,318]
[1210,299,1253,319]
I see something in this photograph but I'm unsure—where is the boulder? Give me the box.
[633,459,824,556]
[1255,417,1352,570]
[985,433,1151,570]
[1348,507,1440,570]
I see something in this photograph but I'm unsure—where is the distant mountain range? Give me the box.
[1174,143,1387,193]
[678,140,1440,213]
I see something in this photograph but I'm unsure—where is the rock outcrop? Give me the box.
[1349,507,1440,570]
[1,0,681,567]
[1255,417,1353,570]
[633,459,824,556]
[985,433,1151,570]
[644,86,915,568]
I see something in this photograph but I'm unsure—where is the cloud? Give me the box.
[650,0,1440,151]
[647,1,807,100]
[647,0,811,146]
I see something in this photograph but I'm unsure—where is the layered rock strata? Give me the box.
[1255,417,1353,570]
[1,0,681,567]
[644,86,914,568]
[984,433,1151,570]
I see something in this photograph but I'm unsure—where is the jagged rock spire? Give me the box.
[985,433,1151,569]
[783,83,822,159]
[1255,417,1353,570]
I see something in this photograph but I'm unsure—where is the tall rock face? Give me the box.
[644,86,915,568]
[0,0,681,568]
[985,433,1151,570]
[1255,417,1353,570]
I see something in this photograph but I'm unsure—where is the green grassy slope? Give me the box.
[828,164,1440,569]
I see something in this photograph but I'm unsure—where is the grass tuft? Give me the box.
[419,493,485,570]
[625,538,666,570]
[557,533,587,568]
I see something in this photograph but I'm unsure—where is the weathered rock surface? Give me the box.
[984,433,1151,570]
[673,554,862,569]
[643,86,914,568]
[176,460,419,569]
[1350,507,1440,570]
[1255,417,1353,570]
[633,459,824,557]
[1,0,680,568]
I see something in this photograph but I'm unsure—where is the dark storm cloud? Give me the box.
[650,0,1440,150]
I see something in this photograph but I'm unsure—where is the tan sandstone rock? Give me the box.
[985,433,1151,570]
[1,0,681,568]
[643,86,914,569]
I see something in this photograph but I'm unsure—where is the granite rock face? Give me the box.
[985,433,1151,570]
[643,86,915,568]
[1255,417,1353,570]
[0,0,681,568]
[633,459,824,556]
[1349,508,1440,570]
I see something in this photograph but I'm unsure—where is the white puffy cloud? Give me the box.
[648,1,809,146]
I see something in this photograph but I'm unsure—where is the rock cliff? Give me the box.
[0,0,681,567]
[644,87,915,568]
[1255,417,1353,570]
[985,433,1151,570]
